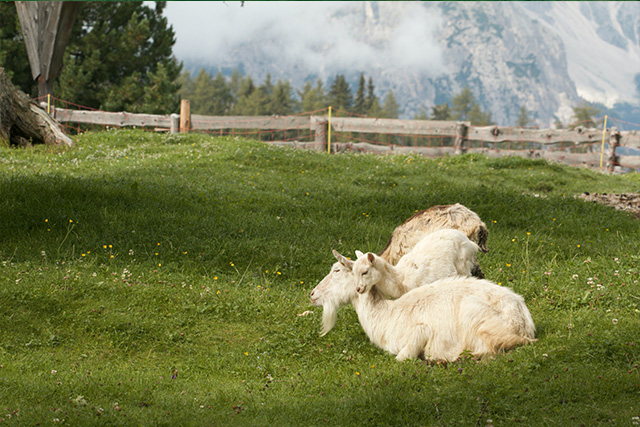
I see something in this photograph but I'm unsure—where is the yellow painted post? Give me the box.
[599,115,608,172]
[327,106,332,154]
[47,93,51,114]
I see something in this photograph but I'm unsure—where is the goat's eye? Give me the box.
[362,271,368,276]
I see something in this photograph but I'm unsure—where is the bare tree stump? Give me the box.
[0,67,72,147]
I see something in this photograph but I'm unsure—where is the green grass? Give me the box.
[1,129,639,426]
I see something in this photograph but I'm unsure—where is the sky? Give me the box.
[163,1,445,77]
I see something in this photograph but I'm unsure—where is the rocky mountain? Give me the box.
[180,1,640,126]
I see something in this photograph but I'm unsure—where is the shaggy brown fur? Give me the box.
[378,204,488,277]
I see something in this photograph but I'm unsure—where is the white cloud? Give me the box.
[165,1,444,76]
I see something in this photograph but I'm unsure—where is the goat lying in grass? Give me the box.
[350,253,536,361]
[379,203,488,277]
[357,228,478,298]
[311,230,478,336]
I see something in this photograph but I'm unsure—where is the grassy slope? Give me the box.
[0,129,639,426]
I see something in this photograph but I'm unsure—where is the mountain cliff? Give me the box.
[181,1,640,126]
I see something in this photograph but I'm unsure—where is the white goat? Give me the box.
[310,253,357,336]
[357,228,478,298]
[310,230,477,336]
[378,204,488,277]
[352,256,536,361]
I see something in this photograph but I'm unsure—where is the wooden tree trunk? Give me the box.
[0,67,72,147]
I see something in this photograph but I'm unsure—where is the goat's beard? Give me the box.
[320,302,338,336]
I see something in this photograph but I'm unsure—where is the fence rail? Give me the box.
[44,102,640,173]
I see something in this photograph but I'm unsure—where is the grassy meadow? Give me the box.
[1,129,639,426]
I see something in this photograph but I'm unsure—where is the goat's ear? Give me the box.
[332,250,353,270]
[355,250,364,259]
[367,252,376,264]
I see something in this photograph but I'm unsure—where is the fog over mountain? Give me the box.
[167,1,640,126]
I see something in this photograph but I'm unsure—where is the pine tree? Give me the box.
[430,103,451,120]
[268,79,297,115]
[190,69,215,114]
[327,74,352,111]
[353,73,367,115]
[139,62,181,114]
[235,74,272,116]
[451,87,493,125]
[571,103,600,128]
[176,69,195,102]
[516,106,530,127]
[229,69,243,98]
[450,87,475,121]
[260,74,273,98]
[210,70,232,115]
[298,78,326,113]
[368,97,383,118]
[382,90,400,118]
[365,77,377,113]
[231,76,257,115]
[468,103,493,126]
[55,1,182,113]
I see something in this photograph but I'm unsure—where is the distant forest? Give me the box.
[177,68,501,126]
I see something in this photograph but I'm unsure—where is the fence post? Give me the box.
[310,115,327,152]
[170,113,179,134]
[454,122,468,155]
[180,99,190,133]
[327,106,332,154]
[607,126,621,173]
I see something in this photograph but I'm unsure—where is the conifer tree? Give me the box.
[298,78,326,112]
[327,74,352,111]
[231,76,257,115]
[260,74,273,98]
[365,77,377,113]
[210,70,232,115]
[451,87,493,125]
[269,79,297,115]
[382,90,400,118]
[190,69,215,114]
[516,106,530,127]
[368,97,383,118]
[450,87,475,121]
[238,74,272,115]
[55,1,181,113]
[229,69,243,98]
[176,69,195,102]
[353,73,367,115]
[137,62,181,114]
[468,103,493,126]
[430,103,451,120]
[571,103,600,128]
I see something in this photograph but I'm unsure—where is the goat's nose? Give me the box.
[310,290,315,297]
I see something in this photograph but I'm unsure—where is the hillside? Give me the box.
[1,130,639,425]
[179,1,640,126]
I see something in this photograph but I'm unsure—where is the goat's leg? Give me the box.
[395,328,428,361]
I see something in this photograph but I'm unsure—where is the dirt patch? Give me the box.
[577,192,640,219]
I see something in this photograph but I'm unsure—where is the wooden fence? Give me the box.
[45,102,640,173]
